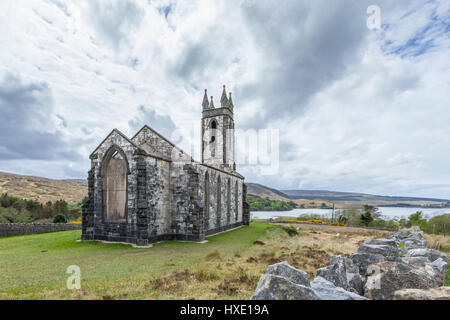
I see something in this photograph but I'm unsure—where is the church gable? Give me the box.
[90,129,143,161]
[132,125,192,162]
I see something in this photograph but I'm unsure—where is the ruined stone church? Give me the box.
[82,86,250,246]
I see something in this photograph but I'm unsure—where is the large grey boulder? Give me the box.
[316,255,348,289]
[400,238,427,249]
[349,253,386,276]
[405,248,448,263]
[430,258,448,286]
[266,261,311,287]
[364,238,397,246]
[357,244,401,257]
[401,256,431,267]
[364,261,439,300]
[311,277,368,300]
[347,273,364,296]
[393,287,450,300]
[390,226,423,241]
[251,274,320,300]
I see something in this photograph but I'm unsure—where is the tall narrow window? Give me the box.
[210,120,217,158]
[204,171,209,230]
[235,181,239,221]
[104,149,127,221]
[227,178,231,224]
[216,176,221,228]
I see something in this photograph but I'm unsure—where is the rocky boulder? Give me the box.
[311,276,368,300]
[430,258,448,286]
[405,248,448,263]
[401,256,431,267]
[365,261,439,300]
[349,252,386,276]
[316,255,350,290]
[364,238,397,247]
[251,274,320,300]
[393,287,450,300]
[357,244,402,257]
[346,272,364,296]
[401,238,427,249]
[266,261,311,287]
[390,226,423,241]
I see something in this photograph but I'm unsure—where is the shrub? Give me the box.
[280,225,299,237]
[53,214,67,224]
[0,207,32,223]
[424,214,450,235]
[360,212,373,227]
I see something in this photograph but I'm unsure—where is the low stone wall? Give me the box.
[0,223,81,237]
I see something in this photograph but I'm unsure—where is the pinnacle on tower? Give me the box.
[227,92,234,110]
[210,96,215,108]
[202,89,209,110]
[220,85,228,107]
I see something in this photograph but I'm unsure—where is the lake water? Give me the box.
[251,207,450,221]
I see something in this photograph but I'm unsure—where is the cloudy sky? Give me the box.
[0,0,449,198]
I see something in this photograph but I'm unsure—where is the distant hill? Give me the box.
[246,183,335,208]
[282,189,450,206]
[247,182,449,208]
[246,183,291,200]
[1,170,448,208]
[0,171,87,203]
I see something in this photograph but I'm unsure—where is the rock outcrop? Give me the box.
[364,261,439,300]
[250,226,448,300]
[311,276,368,300]
[266,261,311,287]
[251,274,319,300]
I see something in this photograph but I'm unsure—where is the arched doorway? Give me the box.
[103,147,128,221]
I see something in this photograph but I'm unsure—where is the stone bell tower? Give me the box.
[201,85,235,171]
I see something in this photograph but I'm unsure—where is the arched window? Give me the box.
[209,120,217,157]
[204,171,209,230]
[235,181,239,221]
[216,176,221,228]
[102,146,128,221]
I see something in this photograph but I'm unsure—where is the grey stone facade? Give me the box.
[82,86,250,246]
[0,223,81,237]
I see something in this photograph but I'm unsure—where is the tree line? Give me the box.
[247,195,297,212]
[0,193,84,223]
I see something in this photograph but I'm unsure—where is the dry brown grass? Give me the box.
[127,223,393,299]
[424,233,450,254]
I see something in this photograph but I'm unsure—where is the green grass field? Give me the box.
[1,222,448,299]
[0,223,273,299]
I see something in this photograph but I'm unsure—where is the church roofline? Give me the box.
[90,128,145,159]
[131,125,194,162]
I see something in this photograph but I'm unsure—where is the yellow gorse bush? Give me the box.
[329,222,345,227]
[287,219,327,225]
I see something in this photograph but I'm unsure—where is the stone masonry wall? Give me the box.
[0,223,81,237]
[83,127,249,246]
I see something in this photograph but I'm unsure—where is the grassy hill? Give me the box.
[0,171,87,203]
[247,183,336,209]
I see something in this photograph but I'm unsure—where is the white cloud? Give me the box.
[0,0,448,199]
